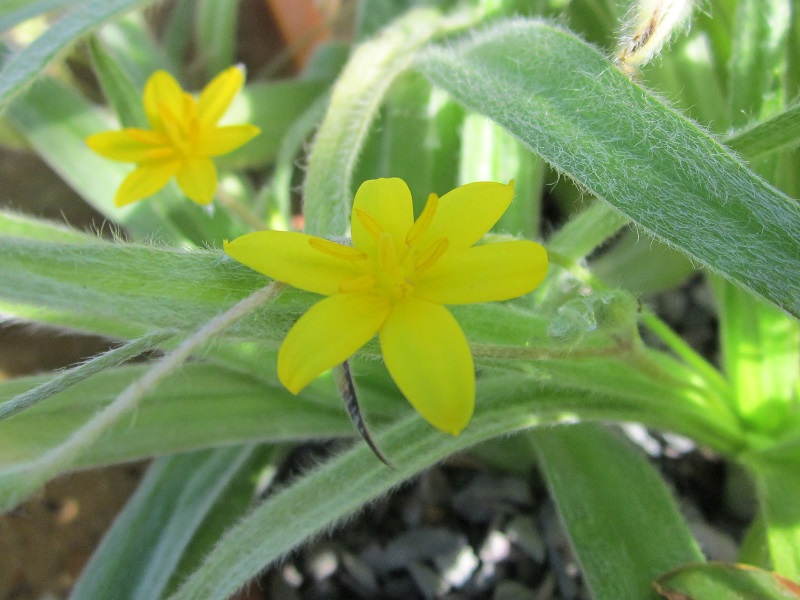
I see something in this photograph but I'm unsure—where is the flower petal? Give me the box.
[176,158,217,204]
[224,231,364,295]
[414,240,548,304]
[198,124,261,156]
[197,66,244,127]
[415,181,514,251]
[115,160,180,207]
[351,178,414,257]
[279,293,391,393]
[86,129,173,162]
[143,70,185,131]
[379,297,474,435]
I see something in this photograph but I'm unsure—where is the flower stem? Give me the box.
[217,191,268,231]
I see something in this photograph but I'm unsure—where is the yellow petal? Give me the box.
[86,129,173,162]
[176,158,217,204]
[414,241,548,304]
[414,181,514,251]
[143,71,185,131]
[279,293,391,393]
[379,297,474,435]
[198,125,261,156]
[351,178,414,258]
[197,66,245,127]
[224,231,364,295]
[115,160,180,207]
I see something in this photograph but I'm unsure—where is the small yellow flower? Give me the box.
[224,178,548,435]
[86,67,260,207]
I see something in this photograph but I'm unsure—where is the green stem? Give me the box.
[547,201,629,260]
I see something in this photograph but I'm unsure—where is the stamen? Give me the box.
[377,232,397,271]
[406,193,439,246]
[354,209,384,240]
[309,237,367,260]
[415,238,449,272]
[339,273,378,293]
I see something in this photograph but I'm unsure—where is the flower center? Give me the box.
[159,94,201,158]
[313,194,450,300]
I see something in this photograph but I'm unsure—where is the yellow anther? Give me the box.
[340,273,378,293]
[415,238,449,272]
[377,232,397,271]
[309,237,367,260]
[354,208,385,240]
[406,193,439,246]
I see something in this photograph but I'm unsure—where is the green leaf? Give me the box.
[726,104,800,159]
[194,0,239,78]
[0,0,153,109]
[0,0,79,33]
[0,209,95,243]
[713,278,800,432]
[749,456,800,581]
[70,446,259,600]
[0,329,175,421]
[0,363,366,506]
[87,36,148,128]
[727,0,791,127]
[218,79,329,169]
[532,424,704,600]
[416,19,800,318]
[165,377,607,600]
[459,111,545,237]
[654,562,800,600]
[303,5,482,236]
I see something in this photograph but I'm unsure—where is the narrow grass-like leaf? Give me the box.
[532,424,704,600]
[727,0,791,127]
[0,0,152,109]
[713,278,800,431]
[303,6,482,236]
[0,363,374,471]
[726,104,800,159]
[70,447,258,600]
[218,79,329,169]
[749,455,800,580]
[87,36,148,128]
[459,111,545,237]
[0,0,78,32]
[0,210,95,243]
[165,377,627,600]
[0,329,175,421]
[654,562,800,599]
[70,446,253,600]
[417,19,800,317]
[194,0,238,78]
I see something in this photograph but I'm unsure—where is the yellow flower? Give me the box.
[86,67,260,207]
[224,178,548,435]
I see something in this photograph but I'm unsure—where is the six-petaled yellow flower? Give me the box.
[86,67,260,207]
[224,178,548,435]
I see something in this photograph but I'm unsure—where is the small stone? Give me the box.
[433,545,480,587]
[382,527,466,571]
[506,515,546,564]
[340,551,380,596]
[493,580,537,600]
[689,521,739,562]
[452,474,532,523]
[384,573,422,599]
[306,546,338,581]
[479,530,512,564]
[281,563,303,587]
[409,561,451,599]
